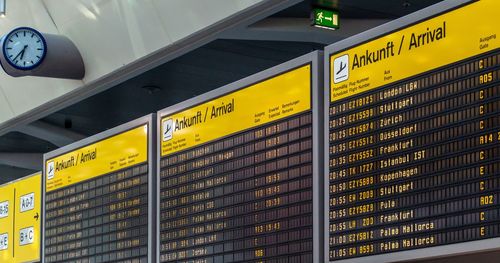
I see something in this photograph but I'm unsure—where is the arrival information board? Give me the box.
[0,173,41,263]
[159,63,315,262]
[327,0,500,261]
[44,124,150,263]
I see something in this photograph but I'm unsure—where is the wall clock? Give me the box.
[2,27,47,70]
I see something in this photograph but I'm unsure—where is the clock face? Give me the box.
[2,27,47,70]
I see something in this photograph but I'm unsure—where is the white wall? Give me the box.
[0,0,82,124]
[0,0,263,124]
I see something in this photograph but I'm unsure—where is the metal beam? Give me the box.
[15,120,85,147]
[0,153,42,170]
[220,18,390,44]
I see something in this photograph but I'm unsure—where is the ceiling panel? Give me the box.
[0,165,36,184]
[275,0,444,18]
[0,132,56,153]
[42,39,323,136]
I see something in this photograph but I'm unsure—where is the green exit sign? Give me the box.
[312,8,339,30]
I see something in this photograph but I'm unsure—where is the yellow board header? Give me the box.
[161,64,312,156]
[0,173,41,263]
[330,0,500,102]
[46,125,148,192]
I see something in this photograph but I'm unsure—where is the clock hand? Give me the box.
[12,45,28,62]
[12,49,23,61]
[20,45,28,60]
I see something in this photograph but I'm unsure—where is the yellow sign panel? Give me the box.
[0,173,41,263]
[46,125,148,192]
[330,0,500,102]
[161,64,311,156]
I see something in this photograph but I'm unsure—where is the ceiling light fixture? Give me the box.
[141,85,162,95]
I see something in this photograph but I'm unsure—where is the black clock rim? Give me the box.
[2,27,47,71]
